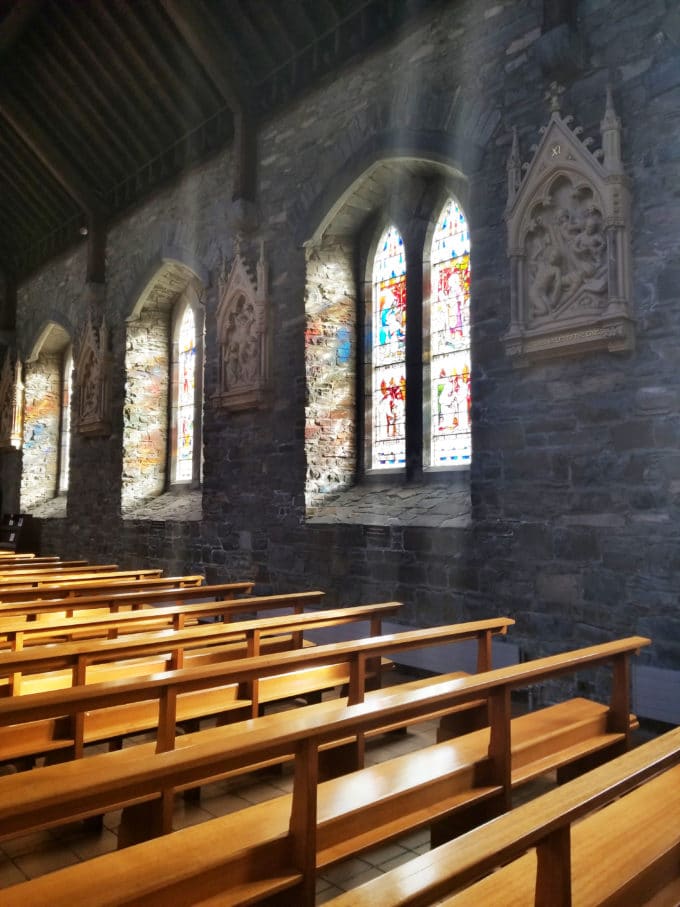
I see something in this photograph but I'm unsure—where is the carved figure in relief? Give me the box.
[529,237,563,316]
[79,350,100,423]
[223,295,258,389]
[527,185,608,321]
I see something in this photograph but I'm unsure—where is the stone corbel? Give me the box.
[503,84,635,366]
[0,350,23,450]
[214,240,270,411]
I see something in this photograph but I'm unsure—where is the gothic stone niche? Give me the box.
[215,242,270,411]
[0,352,23,449]
[503,85,634,365]
[75,314,112,436]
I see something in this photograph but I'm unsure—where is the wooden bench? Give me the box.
[0,635,649,907]
[0,600,404,696]
[0,587,315,643]
[0,559,89,573]
[0,614,507,765]
[0,573,206,604]
[0,566,162,588]
[0,563,117,577]
[329,725,680,907]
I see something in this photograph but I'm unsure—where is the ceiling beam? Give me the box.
[0,0,45,59]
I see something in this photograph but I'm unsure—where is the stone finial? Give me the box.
[507,127,522,206]
[600,83,623,174]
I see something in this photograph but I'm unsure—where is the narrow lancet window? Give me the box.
[58,348,73,493]
[372,225,407,469]
[175,306,196,482]
[429,198,471,466]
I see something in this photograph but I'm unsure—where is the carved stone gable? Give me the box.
[215,242,270,411]
[504,85,634,365]
[0,352,23,450]
[75,313,112,436]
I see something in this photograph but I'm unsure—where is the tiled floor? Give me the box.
[0,673,563,903]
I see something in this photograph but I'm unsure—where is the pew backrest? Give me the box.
[326,724,680,907]
[0,574,206,603]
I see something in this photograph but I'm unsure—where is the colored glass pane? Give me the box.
[59,349,72,493]
[176,307,196,482]
[429,198,471,466]
[372,226,406,468]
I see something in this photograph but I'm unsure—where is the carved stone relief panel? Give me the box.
[215,242,270,411]
[504,85,634,365]
[75,313,112,436]
[0,351,23,449]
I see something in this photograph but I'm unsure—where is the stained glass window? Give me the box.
[58,348,72,493]
[429,198,471,466]
[372,225,407,469]
[175,306,196,482]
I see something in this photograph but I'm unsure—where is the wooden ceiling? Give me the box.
[0,0,441,285]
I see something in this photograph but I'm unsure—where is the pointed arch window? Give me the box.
[371,225,407,469]
[58,347,73,494]
[175,306,196,482]
[168,286,204,489]
[428,197,471,467]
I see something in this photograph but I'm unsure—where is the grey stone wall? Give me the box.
[4,0,680,687]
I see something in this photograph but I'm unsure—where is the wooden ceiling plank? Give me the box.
[0,89,103,218]
[32,28,139,174]
[0,130,74,217]
[10,76,110,192]
[228,1,279,73]
[281,0,318,44]
[74,2,176,150]
[47,2,159,162]
[22,46,125,181]
[160,0,253,112]
[95,0,190,133]
[54,2,172,155]
[239,1,291,68]
[255,0,297,57]
[0,145,67,227]
[0,0,45,58]
[130,2,218,123]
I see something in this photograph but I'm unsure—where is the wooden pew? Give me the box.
[0,566,164,593]
[0,636,649,907]
[0,587,315,643]
[0,563,115,577]
[0,573,206,604]
[0,599,404,696]
[0,559,89,573]
[329,725,680,907]
[0,613,507,765]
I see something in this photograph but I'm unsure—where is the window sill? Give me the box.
[29,495,67,520]
[306,478,471,528]
[122,488,202,522]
